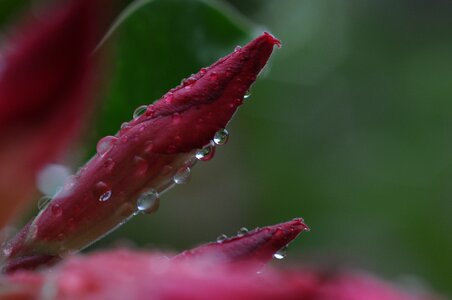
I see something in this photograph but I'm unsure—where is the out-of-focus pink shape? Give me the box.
[1,250,441,300]
[0,0,102,229]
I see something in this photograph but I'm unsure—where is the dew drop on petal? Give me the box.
[173,166,191,184]
[195,144,215,161]
[133,105,148,119]
[37,196,52,210]
[236,227,248,237]
[216,234,228,243]
[136,190,160,214]
[99,190,112,202]
[96,136,117,156]
[213,128,229,145]
[244,90,251,100]
[51,203,62,217]
[234,45,242,52]
[273,245,288,260]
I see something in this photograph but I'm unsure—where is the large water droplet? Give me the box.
[37,196,52,210]
[244,90,251,100]
[173,166,191,184]
[195,144,215,161]
[133,105,148,119]
[237,227,248,237]
[216,234,228,243]
[273,245,288,260]
[97,136,117,156]
[99,190,112,202]
[213,128,229,145]
[137,190,160,214]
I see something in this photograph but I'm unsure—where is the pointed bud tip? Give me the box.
[262,32,282,48]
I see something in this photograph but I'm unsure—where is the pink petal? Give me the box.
[0,0,102,229]
[2,250,441,300]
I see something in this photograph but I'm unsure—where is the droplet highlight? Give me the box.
[213,128,229,145]
[216,234,228,243]
[173,166,191,184]
[273,245,288,260]
[99,190,112,202]
[96,136,117,156]
[133,105,148,119]
[237,227,248,237]
[244,90,251,100]
[195,144,215,161]
[136,190,160,214]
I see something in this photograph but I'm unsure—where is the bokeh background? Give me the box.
[1,0,451,296]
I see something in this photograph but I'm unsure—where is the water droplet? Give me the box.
[103,158,115,172]
[234,45,242,52]
[137,190,160,214]
[182,76,196,86]
[133,156,148,176]
[195,144,215,161]
[237,227,248,237]
[51,203,62,217]
[216,234,228,243]
[99,190,112,202]
[96,136,117,156]
[273,245,288,260]
[244,90,251,100]
[38,196,52,210]
[133,105,148,119]
[173,166,191,184]
[213,128,229,145]
[93,181,110,200]
[199,67,207,75]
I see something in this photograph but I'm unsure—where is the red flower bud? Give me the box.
[2,32,281,272]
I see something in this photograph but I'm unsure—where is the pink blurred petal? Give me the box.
[0,0,102,229]
[1,250,442,300]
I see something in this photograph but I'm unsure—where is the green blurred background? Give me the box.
[2,0,451,295]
